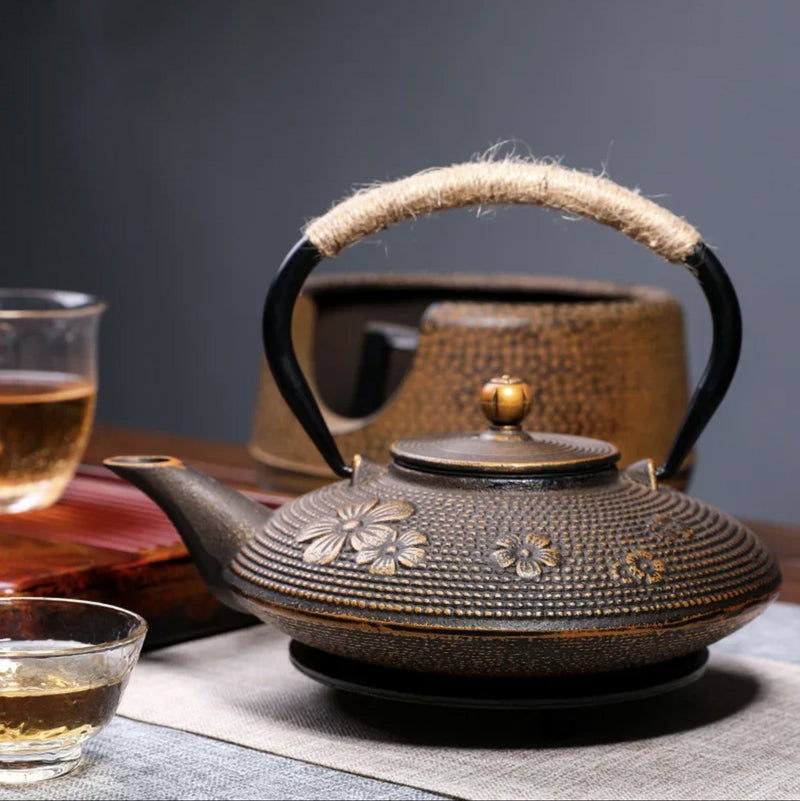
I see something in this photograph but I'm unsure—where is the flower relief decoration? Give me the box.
[612,551,666,585]
[491,531,559,579]
[296,497,427,576]
[648,513,693,544]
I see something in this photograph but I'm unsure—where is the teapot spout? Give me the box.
[103,455,272,613]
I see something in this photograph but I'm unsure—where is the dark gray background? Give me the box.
[2,0,798,522]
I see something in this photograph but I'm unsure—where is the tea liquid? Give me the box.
[0,642,121,747]
[0,371,95,504]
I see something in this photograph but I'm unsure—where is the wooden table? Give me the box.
[85,423,800,605]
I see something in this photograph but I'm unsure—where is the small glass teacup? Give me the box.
[0,289,105,513]
[0,597,146,783]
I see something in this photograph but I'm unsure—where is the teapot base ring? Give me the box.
[289,641,709,710]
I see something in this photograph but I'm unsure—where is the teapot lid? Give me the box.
[391,376,620,477]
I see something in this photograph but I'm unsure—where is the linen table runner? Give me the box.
[119,623,800,800]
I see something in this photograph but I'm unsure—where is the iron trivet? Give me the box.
[289,641,709,709]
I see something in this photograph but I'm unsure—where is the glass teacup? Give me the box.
[0,289,105,513]
[0,597,146,783]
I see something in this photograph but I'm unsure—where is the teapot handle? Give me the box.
[263,161,741,482]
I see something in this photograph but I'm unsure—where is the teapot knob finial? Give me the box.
[480,376,532,428]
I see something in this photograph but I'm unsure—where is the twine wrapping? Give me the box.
[305,161,701,262]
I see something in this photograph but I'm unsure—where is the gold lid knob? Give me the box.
[480,375,532,428]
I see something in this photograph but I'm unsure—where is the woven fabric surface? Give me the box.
[0,717,444,801]
[113,602,800,801]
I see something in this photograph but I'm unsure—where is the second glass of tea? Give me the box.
[0,290,105,513]
[0,597,147,782]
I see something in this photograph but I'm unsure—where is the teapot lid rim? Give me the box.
[390,430,620,477]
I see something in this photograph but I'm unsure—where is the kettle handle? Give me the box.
[263,160,741,482]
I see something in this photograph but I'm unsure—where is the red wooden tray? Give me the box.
[0,466,287,648]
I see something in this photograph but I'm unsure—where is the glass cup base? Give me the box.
[0,745,82,784]
[0,475,72,514]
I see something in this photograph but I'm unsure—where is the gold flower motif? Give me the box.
[354,529,428,576]
[649,513,693,543]
[492,533,559,579]
[612,551,666,585]
[296,498,414,565]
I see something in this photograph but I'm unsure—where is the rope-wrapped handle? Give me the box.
[305,161,701,262]
[264,160,740,483]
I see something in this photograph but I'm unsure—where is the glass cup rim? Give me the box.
[0,289,106,319]
[0,596,147,658]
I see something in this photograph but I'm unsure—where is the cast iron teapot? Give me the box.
[106,161,780,681]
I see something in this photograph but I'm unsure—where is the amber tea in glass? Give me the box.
[0,646,122,746]
[0,290,105,512]
[0,598,146,783]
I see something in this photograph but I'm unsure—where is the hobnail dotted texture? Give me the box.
[231,466,779,629]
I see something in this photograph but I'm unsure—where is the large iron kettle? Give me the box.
[106,161,780,679]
